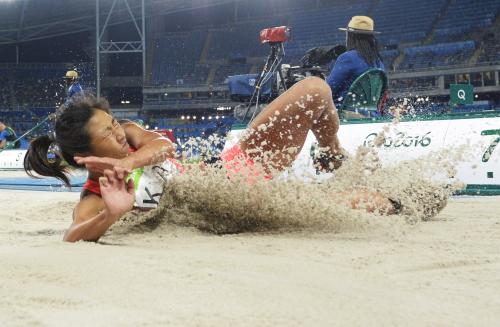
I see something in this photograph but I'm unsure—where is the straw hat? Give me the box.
[63,70,79,79]
[339,16,380,34]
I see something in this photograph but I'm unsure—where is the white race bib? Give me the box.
[128,159,180,209]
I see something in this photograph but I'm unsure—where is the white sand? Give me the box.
[1,189,500,326]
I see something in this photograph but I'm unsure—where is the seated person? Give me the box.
[0,121,20,149]
[327,16,385,109]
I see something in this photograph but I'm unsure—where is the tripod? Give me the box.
[241,42,288,124]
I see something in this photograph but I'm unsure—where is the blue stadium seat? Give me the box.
[433,0,499,42]
[400,41,476,70]
[372,0,447,45]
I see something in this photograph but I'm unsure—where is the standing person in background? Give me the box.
[327,16,385,108]
[0,121,20,149]
[64,70,84,100]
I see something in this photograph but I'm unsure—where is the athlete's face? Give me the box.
[86,110,131,159]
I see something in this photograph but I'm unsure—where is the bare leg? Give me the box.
[335,188,397,215]
[239,77,342,172]
[237,77,397,214]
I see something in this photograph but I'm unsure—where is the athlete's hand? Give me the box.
[75,156,133,174]
[99,167,135,217]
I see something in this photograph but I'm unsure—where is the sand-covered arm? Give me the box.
[63,167,135,242]
[63,207,123,242]
[121,122,176,168]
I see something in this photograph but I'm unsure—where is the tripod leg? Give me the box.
[243,44,283,123]
[242,53,275,122]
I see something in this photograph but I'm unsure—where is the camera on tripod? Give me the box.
[279,44,347,90]
[230,25,346,123]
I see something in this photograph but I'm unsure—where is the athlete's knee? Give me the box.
[301,77,332,99]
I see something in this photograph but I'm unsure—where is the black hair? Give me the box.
[65,77,77,86]
[24,96,110,187]
[346,31,382,66]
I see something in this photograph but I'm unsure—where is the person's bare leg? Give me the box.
[237,77,396,214]
[335,188,397,215]
[239,77,342,172]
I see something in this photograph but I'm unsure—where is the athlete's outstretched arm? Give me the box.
[75,123,175,173]
[63,167,135,242]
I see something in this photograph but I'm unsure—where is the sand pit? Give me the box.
[1,189,500,326]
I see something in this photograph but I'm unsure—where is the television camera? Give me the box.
[232,26,346,123]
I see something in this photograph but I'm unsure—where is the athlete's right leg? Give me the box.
[239,77,343,172]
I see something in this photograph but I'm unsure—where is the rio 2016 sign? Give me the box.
[363,128,499,167]
[223,116,500,190]
[364,132,432,148]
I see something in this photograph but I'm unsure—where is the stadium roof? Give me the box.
[0,0,240,45]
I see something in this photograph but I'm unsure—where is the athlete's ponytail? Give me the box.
[24,95,111,187]
[24,134,74,187]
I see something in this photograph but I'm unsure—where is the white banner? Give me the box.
[0,150,26,170]
[225,117,500,186]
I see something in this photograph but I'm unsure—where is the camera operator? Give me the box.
[327,16,384,107]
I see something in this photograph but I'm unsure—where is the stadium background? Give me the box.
[0,0,499,145]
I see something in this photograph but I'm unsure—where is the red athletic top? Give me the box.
[82,179,101,197]
[81,157,184,198]
[82,147,137,198]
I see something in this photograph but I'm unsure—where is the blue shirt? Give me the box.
[327,50,384,107]
[0,128,15,142]
[0,130,8,142]
[0,126,19,148]
[68,82,83,99]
